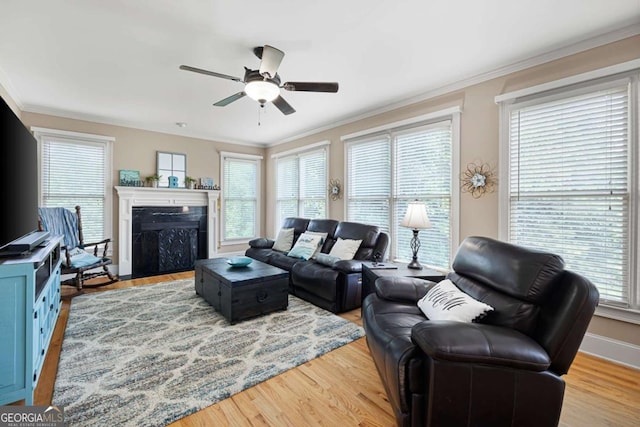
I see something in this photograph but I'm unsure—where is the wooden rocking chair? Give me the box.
[38,205,118,293]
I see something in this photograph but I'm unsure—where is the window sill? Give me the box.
[595,304,640,326]
[220,239,252,247]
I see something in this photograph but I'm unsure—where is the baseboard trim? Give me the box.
[580,332,640,370]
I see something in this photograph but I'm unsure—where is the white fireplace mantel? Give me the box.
[115,186,220,277]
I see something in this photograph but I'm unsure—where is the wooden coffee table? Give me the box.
[194,257,289,324]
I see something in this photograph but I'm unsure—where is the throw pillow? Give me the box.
[328,238,362,260]
[272,227,294,252]
[287,233,324,260]
[417,279,494,323]
[66,247,103,268]
[304,231,328,258]
[315,253,341,268]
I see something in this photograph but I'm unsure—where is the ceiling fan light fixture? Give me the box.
[245,80,280,104]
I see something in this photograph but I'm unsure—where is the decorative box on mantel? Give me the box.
[115,186,220,277]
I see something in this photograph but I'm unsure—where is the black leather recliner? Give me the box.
[362,236,599,427]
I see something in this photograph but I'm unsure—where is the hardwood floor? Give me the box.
[32,272,640,426]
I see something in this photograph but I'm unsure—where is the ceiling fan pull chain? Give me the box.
[258,105,261,126]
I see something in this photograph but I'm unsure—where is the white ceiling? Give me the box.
[1,1,639,146]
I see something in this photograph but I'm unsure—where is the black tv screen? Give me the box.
[0,95,39,252]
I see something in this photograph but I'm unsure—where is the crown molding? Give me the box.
[0,65,25,111]
[20,103,267,148]
[269,22,640,147]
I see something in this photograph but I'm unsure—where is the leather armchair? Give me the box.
[362,236,599,427]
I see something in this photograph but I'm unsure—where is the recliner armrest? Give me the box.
[411,321,551,371]
[248,238,274,249]
[375,276,436,303]
[333,260,363,273]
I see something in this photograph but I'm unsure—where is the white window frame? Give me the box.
[32,127,114,252]
[272,140,330,235]
[219,151,262,245]
[497,59,640,324]
[342,108,460,269]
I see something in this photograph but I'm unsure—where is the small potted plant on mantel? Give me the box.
[145,174,161,188]
[185,176,197,189]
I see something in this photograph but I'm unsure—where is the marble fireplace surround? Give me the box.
[115,186,220,277]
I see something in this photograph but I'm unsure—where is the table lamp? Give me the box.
[400,201,432,269]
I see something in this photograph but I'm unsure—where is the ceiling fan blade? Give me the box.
[259,45,285,79]
[214,92,246,107]
[179,65,243,82]
[272,95,296,115]
[283,82,339,92]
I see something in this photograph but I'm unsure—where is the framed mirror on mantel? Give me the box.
[157,151,186,188]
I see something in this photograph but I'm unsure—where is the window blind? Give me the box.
[275,148,326,227]
[299,150,327,218]
[346,135,391,233]
[223,157,257,240]
[346,120,453,269]
[41,138,106,243]
[393,124,452,268]
[508,85,629,305]
[276,156,299,226]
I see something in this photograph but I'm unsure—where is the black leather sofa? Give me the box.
[245,217,389,313]
[362,236,599,427]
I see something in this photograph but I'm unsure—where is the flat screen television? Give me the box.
[0,95,48,256]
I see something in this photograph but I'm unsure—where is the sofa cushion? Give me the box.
[269,251,303,271]
[304,231,329,258]
[450,272,541,336]
[272,227,294,252]
[316,253,340,267]
[307,219,339,253]
[329,238,362,260]
[287,232,324,260]
[334,222,381,260]
[452,236,564,303]
[417,279,494,323]
[281,217,311,246]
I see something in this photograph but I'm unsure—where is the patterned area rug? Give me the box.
[52,279,365,426]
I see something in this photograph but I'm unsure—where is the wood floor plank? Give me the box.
[32,272,640,426]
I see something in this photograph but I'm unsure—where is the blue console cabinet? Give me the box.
[0,235,62,405]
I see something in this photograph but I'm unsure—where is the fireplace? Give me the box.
[115,186,220,278]
[132,206,207,278]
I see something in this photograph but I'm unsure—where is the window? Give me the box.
[275,145,328,228]
[345,112,459,270]
[220,152,261,243]
[33,128,113,245]
[499,67,639,311]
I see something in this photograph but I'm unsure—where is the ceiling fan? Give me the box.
[179,45,339,115]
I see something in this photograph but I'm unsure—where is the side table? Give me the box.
[361,262,446,302]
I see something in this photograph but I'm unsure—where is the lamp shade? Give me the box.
[401,201,432,230]
[245,80,280,103]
